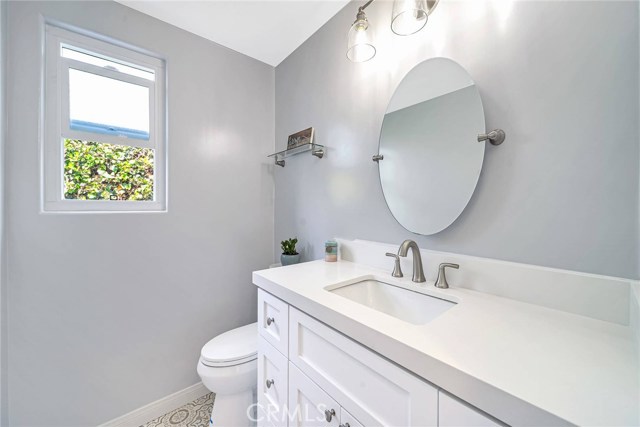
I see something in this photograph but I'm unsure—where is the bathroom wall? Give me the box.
[274,0,639,279]
[0,1,6,424]
[5,1,274,425]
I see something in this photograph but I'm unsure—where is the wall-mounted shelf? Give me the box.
[268,143,324,167]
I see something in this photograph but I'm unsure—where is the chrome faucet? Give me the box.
[397,240,425,283]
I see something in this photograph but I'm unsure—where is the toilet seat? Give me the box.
[200,322,257,368]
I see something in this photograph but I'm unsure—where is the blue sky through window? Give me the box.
[68,68,150,140]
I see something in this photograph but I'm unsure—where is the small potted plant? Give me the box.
[281,237,300,266]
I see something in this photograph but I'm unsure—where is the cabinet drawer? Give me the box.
[258,290,289,356]
[288,363,340,427]
[289,307,438,427]
[257,337,288,427]
[439,392,501,427]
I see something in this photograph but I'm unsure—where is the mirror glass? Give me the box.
[378,57,485,235]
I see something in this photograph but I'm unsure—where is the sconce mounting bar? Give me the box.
[359,0,374,12]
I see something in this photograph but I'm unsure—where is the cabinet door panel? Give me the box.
[289,308,437,427]
[258,290,289,356]
[257,337,288,427]
[439,392,501,427]
[340,408,364,427]
[288,363,340,427]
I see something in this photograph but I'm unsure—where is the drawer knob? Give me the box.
[339,424,351,427]
[266,317,275,326]
[324,409,336,422]
[266,379,274,388]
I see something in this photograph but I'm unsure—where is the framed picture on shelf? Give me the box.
[287,127,315,149]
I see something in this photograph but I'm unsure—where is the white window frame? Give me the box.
[43,24,167,212]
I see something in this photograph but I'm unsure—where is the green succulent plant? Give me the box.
[281,238,299,256]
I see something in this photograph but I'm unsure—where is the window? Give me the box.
[43,24,166,211]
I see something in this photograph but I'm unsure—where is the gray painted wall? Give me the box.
[274,0,639,279]
[5,1,274,425]
[0,1,6,424]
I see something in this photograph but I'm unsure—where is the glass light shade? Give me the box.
[347,18,376,62]
[391,0,428,35]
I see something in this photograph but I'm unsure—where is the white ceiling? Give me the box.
[115,0,351,66]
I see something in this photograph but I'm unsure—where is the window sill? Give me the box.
[42,200,167,213]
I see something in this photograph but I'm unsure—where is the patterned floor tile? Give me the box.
[141,393,214,427]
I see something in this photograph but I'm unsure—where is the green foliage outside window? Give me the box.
[64,139,154,201]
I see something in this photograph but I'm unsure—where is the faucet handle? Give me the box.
[435,263,459,289]
[385,253,403,278]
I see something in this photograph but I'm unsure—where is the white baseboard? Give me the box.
[99,382,210,427]
[631,281,640,356]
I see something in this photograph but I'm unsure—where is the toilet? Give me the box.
[197,322,258,427]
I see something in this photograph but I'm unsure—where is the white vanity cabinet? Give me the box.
[256,289,500,427]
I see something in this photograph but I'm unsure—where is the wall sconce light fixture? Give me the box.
[347,0,440,62]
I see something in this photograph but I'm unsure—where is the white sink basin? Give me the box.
[328,279,456,325]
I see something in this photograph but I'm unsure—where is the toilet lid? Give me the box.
[201,322,257,367]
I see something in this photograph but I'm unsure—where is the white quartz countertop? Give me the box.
[253,260,640,427]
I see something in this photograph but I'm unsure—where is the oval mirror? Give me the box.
[378,57,485,235]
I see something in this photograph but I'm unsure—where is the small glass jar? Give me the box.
[325,240,338,262]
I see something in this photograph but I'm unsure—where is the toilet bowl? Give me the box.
[197,322,257,427]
